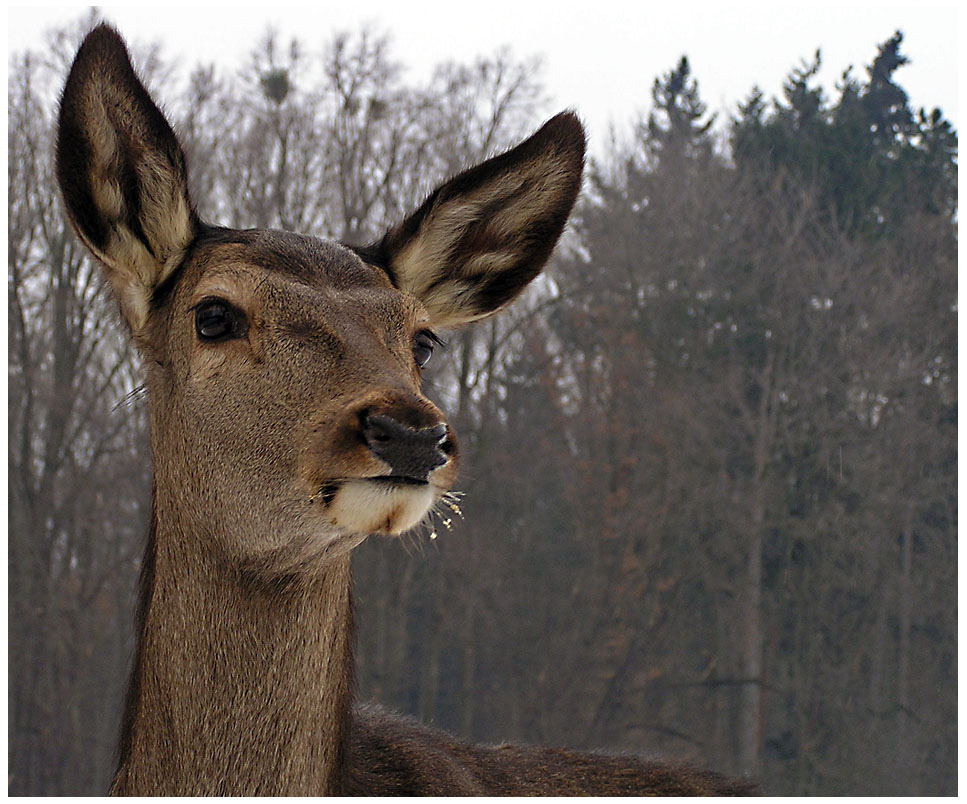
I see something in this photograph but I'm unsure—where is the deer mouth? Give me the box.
[369,475,430,487]
[312,477,438,536]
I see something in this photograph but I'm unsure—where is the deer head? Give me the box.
[56,25,585,582]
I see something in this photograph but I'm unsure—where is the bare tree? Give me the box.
[8,42,150,794]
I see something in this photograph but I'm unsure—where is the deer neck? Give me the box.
[112,485,355,796]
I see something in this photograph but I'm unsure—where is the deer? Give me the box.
[55,25,757,796]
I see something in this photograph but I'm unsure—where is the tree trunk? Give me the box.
[896,504,914,774]
[736,526,763,778]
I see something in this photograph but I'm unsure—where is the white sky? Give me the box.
[7,2,962,156]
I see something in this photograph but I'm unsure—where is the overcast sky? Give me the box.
[8,3,960,155]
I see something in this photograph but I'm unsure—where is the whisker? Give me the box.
[113,384,147,412]
[423,490,465,541]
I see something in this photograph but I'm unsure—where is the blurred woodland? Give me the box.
[8,12,957,795]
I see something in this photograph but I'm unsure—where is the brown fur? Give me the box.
[57,25,757,796]
[346,705,758,796]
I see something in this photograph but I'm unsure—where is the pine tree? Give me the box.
[732,32,957,237]
[642,56,716,171]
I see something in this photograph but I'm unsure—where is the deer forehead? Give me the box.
[172,232,430,336]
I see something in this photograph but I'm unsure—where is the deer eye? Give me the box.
[413,330,440,368]
[194,299,241,342]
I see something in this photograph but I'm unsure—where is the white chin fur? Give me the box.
[326,480,436,535]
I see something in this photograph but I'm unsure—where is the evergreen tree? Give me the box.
[732,31,957,237]
[642,55,716,171]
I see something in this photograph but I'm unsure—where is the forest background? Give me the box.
[8,10,957,795]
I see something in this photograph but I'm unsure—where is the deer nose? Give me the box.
[360,412,451,482]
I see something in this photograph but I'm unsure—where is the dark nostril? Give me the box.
[361,411,395,445]
[431,425,455,456]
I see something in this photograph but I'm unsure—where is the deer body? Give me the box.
[56,26,755,796]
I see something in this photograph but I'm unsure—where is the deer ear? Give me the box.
[369,112,585,328]
[56,24,198,332]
